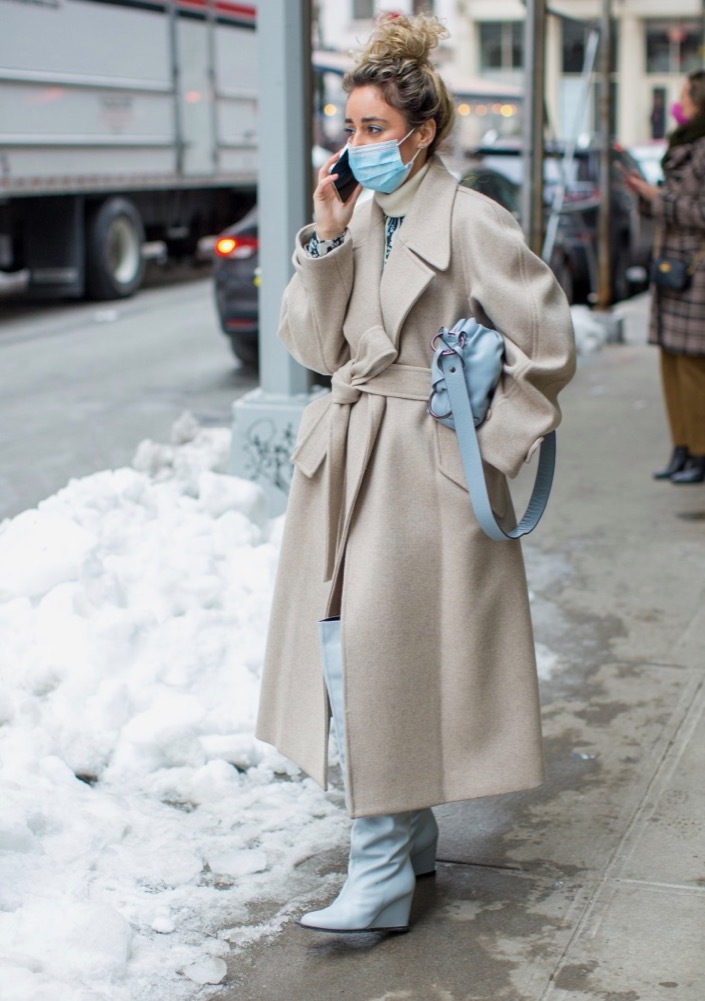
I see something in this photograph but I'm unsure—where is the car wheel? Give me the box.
[85,197,145,300]
[228,332,259,369]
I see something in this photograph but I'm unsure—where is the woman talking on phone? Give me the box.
[256,13,575,934]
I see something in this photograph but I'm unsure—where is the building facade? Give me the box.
[316,1,705,146]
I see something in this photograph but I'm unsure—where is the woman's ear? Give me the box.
[417,119,437,149]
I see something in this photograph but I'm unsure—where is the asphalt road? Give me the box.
[0,266,257,520]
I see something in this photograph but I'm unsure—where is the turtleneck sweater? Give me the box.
[374,161,430,218]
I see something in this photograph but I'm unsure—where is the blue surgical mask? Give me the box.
[347,128,423,194]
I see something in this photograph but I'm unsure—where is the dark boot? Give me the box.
[671,455,705,484]
[653,446,690,480]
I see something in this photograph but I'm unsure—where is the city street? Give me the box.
[0,269,257,520]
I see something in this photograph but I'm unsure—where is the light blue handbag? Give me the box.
[428,317,556,541]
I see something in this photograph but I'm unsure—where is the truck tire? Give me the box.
[85,197,145,300]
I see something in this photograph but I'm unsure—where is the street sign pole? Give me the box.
[229,0,316,515]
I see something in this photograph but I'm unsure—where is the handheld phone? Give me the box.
[329,148,358,202]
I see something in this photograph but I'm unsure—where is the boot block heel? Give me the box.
[411,840,437,878]
[368,891,414,932]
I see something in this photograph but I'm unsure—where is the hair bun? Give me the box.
[355,12,448,68]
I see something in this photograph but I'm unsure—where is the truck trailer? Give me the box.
[0,0,258,300]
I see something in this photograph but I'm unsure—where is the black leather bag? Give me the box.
[650,256,693,290]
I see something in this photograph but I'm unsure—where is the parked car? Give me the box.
[459,165,584,304]
[212,206,259,367]
[213,147,337,367]
[469,140,656,302]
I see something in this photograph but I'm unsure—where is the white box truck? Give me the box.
[0,0,259,299]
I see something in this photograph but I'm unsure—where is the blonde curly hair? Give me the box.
[343,12,455,156]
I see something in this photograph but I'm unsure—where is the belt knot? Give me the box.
[331,363,362,405]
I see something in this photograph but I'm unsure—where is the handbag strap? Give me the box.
[687,246,705,275]
[440,351,556,541]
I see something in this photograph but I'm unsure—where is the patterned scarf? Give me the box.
[384,214,402,264]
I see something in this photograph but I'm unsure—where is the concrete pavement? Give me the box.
[224,293,705,1001]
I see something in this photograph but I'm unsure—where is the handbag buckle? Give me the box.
[431,328,466,358]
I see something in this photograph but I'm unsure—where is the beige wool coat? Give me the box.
[256,157,576,818]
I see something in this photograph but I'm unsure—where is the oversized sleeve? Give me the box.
[277,223,353,375]
[652,141,705,231]
[463,199,576,478]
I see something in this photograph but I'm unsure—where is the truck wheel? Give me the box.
[85,197,145,300]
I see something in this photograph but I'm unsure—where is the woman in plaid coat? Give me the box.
[626,70,705,483]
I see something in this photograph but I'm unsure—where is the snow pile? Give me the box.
[0,415,347,1001]
[570,304,611,354]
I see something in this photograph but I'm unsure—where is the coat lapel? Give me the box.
[380,157,458,347]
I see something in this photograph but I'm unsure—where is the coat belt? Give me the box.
[323,362,431,582]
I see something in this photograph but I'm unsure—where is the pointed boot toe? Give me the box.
[671,456,705,484]
[653,446,690,480]
[298,890,413,934]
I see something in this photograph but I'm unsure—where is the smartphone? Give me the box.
[329,148,358,202]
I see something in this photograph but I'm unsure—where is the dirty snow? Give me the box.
[0,410,565,1000]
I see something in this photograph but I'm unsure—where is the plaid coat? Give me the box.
[649,136,705,355]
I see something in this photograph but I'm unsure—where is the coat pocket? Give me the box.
[434,420,508,520]
[290,393,331,478]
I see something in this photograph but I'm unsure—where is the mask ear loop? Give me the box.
[405,140,429,170]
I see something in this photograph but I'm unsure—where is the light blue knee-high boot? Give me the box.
[298,618,416,932]
[316,617,439,877]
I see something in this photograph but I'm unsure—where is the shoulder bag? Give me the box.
[428,317,556,541]
[650,227,705,290]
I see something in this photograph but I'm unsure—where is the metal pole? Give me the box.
[230,0,316,515]
[522,0,546,256]
[595,0,612,309]
[258,0,312,396]
[167,0,184,176]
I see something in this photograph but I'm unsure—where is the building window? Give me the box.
[562,21,586,73]
[646,19,703,73]
[352,0,374,19]
[562,20,619,74]
[479,22,523,72]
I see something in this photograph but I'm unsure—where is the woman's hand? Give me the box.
[623,170,658,203]
[313,149,362,240]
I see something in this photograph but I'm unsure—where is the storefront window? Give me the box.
[646,20,703,73]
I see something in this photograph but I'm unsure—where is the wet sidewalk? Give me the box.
[224,294,705,1001]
